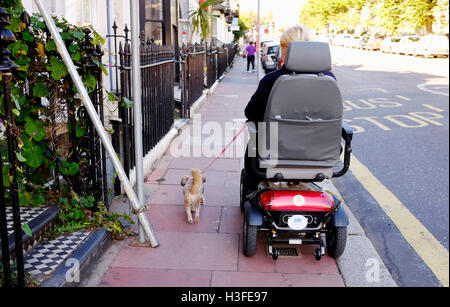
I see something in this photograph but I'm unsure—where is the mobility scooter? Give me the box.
[240,41,354,261]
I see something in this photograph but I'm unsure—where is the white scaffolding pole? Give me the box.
[130,0,148,244]
[34,0,159,247]
[257,0,262,81]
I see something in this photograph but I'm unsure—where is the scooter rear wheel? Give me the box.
[326,226,347,259]
[240,169,248,212]
[243,215,258,257]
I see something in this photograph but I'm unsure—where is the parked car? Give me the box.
[347,36,361,48]
[260,40,275,62]
[344,35,359,48]
[380,37,401,53]
[315,34,332,44]
[274,46,283,70]
[330,34,341,46]
[358,36,370,49]
[332,34,351,46]
[395,36,421,55]
[414,35,449,57]
[366,34,384,51]
[262,44,280,74]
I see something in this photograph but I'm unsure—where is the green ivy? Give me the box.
[0,4,130,248]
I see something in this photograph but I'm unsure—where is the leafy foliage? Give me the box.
[55,193,134,240]
[0,4,130,244]
[233,18,249,41]
[0,261,40,287]
[300,0,448,35]
[189,0,224,42]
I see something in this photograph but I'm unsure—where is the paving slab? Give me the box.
[211,271,344,287]
[168,157,241,172]
[218,207,243,234]
[148,184,240,207]
[145,205,222,233]
[110,231,239,272]
[161,168,226,186]
[100,268,212,287]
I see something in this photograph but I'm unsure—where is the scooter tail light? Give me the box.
[260,191,274,207]
[260,191,336,212]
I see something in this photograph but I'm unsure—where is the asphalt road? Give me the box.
[330,46,449,287]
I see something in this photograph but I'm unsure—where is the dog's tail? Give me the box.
[190,169,203,193]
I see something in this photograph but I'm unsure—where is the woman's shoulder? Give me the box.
[259,68,286,87]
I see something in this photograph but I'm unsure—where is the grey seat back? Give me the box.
[259,42,343,171]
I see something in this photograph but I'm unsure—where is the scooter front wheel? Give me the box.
[326,226,347,259]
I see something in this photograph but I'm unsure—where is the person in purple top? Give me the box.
[245,41,257,72]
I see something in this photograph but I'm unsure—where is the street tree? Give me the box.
[189,0,224,43]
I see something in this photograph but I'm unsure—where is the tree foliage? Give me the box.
[233,18,249,41]
[189,0,224,42]
[300,0,449,34]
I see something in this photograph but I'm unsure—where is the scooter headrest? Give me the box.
[284,41,332,73]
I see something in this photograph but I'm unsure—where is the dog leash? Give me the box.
[202,124,247,174]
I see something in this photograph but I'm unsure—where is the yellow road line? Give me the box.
[423,104,445,113]
[396,95,411,101]
[349,155,449,287]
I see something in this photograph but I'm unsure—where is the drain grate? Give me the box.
[278,247,298,257]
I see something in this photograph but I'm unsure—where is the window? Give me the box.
[144,0,164,44]
[64,0,91,27]
[145,0,163,20]
[145,22,164,44]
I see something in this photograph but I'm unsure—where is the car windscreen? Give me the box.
[432,36,449,46]
[267,46,279,54]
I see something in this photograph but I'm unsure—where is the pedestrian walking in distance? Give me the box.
[245,41,256,72]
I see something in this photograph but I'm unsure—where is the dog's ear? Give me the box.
[181,175,189,186]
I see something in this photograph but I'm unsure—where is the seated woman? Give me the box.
[243,25,337,190]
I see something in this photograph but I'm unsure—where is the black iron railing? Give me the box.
[109,23,175,193]
[226,43,238,68]
[0,8,24,287]
[217,45,228,79]
[206,44,218,89]
[178,42,238,119]
[179,43,206,118]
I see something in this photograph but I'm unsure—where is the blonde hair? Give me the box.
[280,25,312,48]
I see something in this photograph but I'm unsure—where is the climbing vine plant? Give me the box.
[0,0,132,239]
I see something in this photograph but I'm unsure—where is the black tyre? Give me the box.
[243,213,258,257]
[326,226,347,259]
[240,169,248,212]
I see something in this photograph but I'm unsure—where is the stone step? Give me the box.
[0,206,60,262]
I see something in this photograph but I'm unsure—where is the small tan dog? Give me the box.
[181,169,206,224]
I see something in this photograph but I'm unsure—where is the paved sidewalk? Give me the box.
[99,58,345,287]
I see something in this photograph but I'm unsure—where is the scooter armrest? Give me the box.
[342,121,353,144]
[333,122,353,178]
